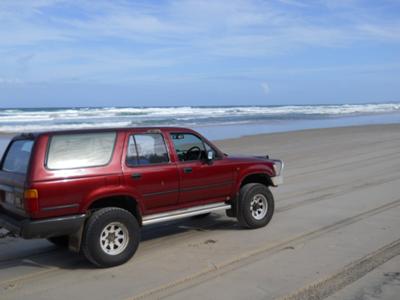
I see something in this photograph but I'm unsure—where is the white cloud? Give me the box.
[358,24,400,41]
[2,0,399,48]
[0,77,24,85]
[0,0,399,83]
[261,82,270,95]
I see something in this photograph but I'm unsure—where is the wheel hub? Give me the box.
[107,232,116,243]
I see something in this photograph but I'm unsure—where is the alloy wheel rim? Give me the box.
[250,194,268,220]
[100,222,129,256]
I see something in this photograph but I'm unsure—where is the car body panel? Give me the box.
[0,127,283,235]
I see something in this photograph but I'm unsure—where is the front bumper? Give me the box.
[0,210,86,239]
[271,159,284,186]
[271,175,283,186]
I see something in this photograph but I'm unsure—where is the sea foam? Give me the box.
[0,103,399,133]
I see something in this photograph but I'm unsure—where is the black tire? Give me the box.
[47,235,69,247]
[82,207,140,268]
[237,183,274,229]
[191,212,211,219]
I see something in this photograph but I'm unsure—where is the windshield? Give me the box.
[1,140,34,174]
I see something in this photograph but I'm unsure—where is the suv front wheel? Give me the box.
[237,183,274,229]
[82,207,140,268]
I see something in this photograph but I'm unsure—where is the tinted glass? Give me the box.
[170,133,206,161]
[126,134,169,166]
[47,132,116,169]
[2,140,34,174]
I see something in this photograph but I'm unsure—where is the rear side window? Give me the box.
[2,140,34,174]
[126,134,169,166]
[47,132,116,169]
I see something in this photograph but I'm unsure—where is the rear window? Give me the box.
[2,140,34,174]
[46,132,116,170]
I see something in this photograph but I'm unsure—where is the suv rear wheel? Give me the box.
[237,183,274,229]
[82,207,140,268]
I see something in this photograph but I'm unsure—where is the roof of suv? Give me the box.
[14,127,196,139]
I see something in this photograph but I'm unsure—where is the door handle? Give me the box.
[183,167,192,174]
[131,173,142,179]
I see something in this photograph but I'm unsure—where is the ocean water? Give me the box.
[0,103,400,142]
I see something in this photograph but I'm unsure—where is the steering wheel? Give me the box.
[185,146,202,161]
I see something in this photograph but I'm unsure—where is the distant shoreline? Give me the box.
[1,101,400,109]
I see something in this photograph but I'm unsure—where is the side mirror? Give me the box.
[207,150,215,161]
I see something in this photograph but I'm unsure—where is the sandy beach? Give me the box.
[1,124,400,299]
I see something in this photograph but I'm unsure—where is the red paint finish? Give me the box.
[0,127,278,222]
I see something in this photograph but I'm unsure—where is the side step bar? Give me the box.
[142,202,231,226]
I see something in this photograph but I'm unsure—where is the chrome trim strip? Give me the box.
[41,203,79,211]
[181,181,233,193]
[142,181,233,197]
[142,202,231,226]
[143,189,179,197]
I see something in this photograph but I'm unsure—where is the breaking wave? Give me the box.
[0,103,399,133]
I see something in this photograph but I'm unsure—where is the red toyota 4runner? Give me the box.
[0,127,283,267]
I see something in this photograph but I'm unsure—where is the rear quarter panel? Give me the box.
[29,131,137,219]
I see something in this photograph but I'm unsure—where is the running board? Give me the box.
[142,202,232,226]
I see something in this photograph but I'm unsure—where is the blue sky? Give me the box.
[0,0,399,107]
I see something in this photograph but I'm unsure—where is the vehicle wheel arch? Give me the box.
[86,194,143,225]
[227,172,273,218]
[238,172,273,190]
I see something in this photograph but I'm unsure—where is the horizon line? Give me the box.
[1,101,399,110]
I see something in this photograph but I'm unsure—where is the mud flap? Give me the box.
[225,194,239,218]
[69,224,84,253]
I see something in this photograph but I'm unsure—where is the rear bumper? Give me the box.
[0,211,86,239]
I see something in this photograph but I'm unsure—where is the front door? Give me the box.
[122,132,179,213]
[169,133,233,205]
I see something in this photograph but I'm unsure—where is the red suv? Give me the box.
[0,127,283,267]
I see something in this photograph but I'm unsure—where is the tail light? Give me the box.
[24,189,39,213]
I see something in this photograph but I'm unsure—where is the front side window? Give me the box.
[170,133,207,162]
[47,132,116,169]
[2,140,34,174]
[126,134,169,166]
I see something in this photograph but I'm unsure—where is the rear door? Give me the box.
[122,131,180,213]
[0,138,34,216]
[169,132,234,205]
